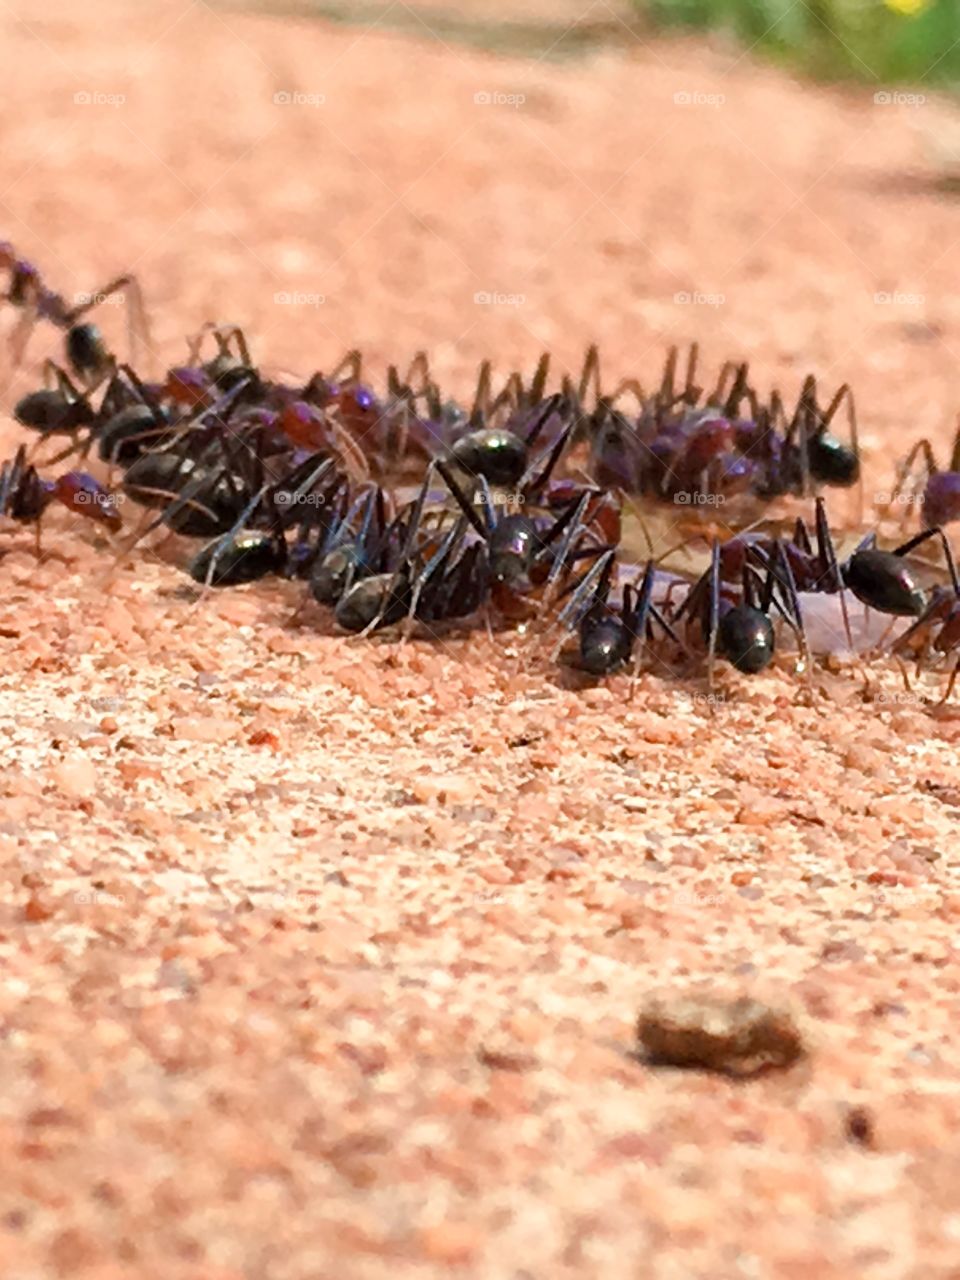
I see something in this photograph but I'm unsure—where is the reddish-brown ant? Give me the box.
[883,415,960,530]
[893,536,960,701]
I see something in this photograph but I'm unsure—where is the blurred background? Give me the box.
[2,0,960,498]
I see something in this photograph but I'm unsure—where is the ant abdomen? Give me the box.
[718,605,775,674]
[190,532,283,586]
[843,549,928,617]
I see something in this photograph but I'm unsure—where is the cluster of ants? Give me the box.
[2,243,960,701]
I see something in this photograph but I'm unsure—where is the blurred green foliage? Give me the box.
[641,0,960,85]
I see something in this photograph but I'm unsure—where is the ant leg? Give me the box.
[530,352,551,404]
[470,360,493,425]
[706,542,721,694]
[950,416,960,474]
[710,359,739,408]
[402,518,467,641]
[350,569,410,641]
[69,275,152,372]
[894,652,914,694]
[627,560,657,686]
[328,349,363,385]
[522,394,568,456]
[815,498,853,652]
[217,325,253,369]
[883,439,935,524]
[547,549,615,663]
[327,409,371,482]
[939,652,960,704]
[576,344,601,407]
[490,371,523,418]
[658,346,678,405]
[185,321,221,364]
[794,375,819,498]
[435,459,491,541]
[890,524,955,588]
[682,343,701,405]
[193,486,271,598]
[606,378,647,418]
[122,465,224,553]
[405,351,431,393]
[822,382,861,519]
[768,538,812,686]
[520,420,575,496]
[2,301,41,395]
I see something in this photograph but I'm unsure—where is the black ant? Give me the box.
[675,541,809,686]
[14,362,98,448]
[309,486,388,607]
[435,458,607,618]
[552,551,682,677]
[449,391,576,489]
[0,242,150,384]
[187,456,344,588]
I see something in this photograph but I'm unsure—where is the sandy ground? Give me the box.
[3,2,960,1278]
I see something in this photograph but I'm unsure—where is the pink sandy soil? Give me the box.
[2,1,960,1276]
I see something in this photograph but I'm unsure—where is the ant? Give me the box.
[188,456,344,588]
[675,540,809,687]
[15,360,172,470]
[720,499,946,655]
[435,458,608,621]
[14,362,98,451]
[0,242,150,385]
[309,486,389,608]
[449,391,577,489]
[0,445,122,554]
[331,467,462,635]
[883,415,960,530]
[892,537,960,702]
[551,551,682,677]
